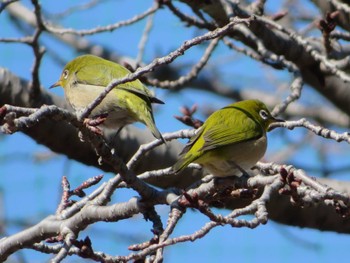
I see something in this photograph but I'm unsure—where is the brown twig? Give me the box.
[174,104,204,129]
[316,11,339,54]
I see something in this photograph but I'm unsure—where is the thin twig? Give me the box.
[165,0,214,29]
[255,15,350,82]
[147,38,220,89]
[51,0,103,19]
[270,118,350,144]
[136,11,155,65]
[0,0,18,14]
[45,3,160,36]
[29,0,46,102]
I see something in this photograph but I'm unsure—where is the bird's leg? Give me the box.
[178,190,213,214]
[83,113,108,135]
[109,125,125,142]
[178,190,201,208]
[116,125,125,135]
[178,190,226,223]
[211,161,254,201]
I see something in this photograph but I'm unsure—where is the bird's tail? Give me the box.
[149,121,165,143]
[171,154,193,174]
[131,96,165,143]
[143,112,165,143]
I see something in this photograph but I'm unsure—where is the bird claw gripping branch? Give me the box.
[83,113,108,135]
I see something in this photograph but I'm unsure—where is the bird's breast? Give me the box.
[200,135,267,177]
[65,83,135,128]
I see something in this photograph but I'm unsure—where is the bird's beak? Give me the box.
[268,117,285,131]
[274,117,285,123]
[49,80,61,89]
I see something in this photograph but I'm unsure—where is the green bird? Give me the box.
[50,54,164,141]
[172,100,283,177]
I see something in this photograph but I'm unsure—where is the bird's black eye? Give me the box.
[259,109,269,120]
[62,69,69,79]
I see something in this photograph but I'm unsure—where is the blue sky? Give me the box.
[1,0,350,262]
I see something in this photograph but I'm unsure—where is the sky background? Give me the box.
[1,0,350,262]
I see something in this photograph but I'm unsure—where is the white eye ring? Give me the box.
[259,110,269,120]
[62,69,69,79]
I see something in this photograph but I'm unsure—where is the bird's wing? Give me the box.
[172,126,205,172]
[179,126,205,155]
[75,63,164,103]
[200,109,263,152]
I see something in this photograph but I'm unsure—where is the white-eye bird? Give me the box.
[50,54,164,141]
[172,99,283,177]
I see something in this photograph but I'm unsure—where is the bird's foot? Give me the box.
[279,168,304,206]
[232,188,259,199]
[178,191,207,209]
[83,113,108,135]
[178,190,228,223]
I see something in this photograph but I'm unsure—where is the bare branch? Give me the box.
[50,0,104,19]
[254,15,350,82]
[328,0,350,14]
[165,0,214,29]
[127,129,195,170]
[28,0,47,102]
[0,0,18,14]
[136,11,155,65]
[45,2,160,36]
[271,118,350,144]
[0,36,32,43]
[147,38,220,89]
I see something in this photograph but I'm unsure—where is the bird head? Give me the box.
[235,99,284,132]
[50,67,70,89]
[49,55,93,90]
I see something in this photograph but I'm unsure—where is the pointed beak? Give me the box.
[49,80,61,89]
[268,117,285,131]
[274,117,285,123]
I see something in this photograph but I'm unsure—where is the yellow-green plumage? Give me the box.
[172,100,283,177]
[51,54,164,141]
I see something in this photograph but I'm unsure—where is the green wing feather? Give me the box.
[75,62,164,104]
[201,109,262,151]
[173,106,264,173]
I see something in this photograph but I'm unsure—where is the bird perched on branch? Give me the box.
[50,54,164,142]
[172,99,283,177]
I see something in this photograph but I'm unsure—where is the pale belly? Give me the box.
[198,136,267,177]
[65,84,135,129]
